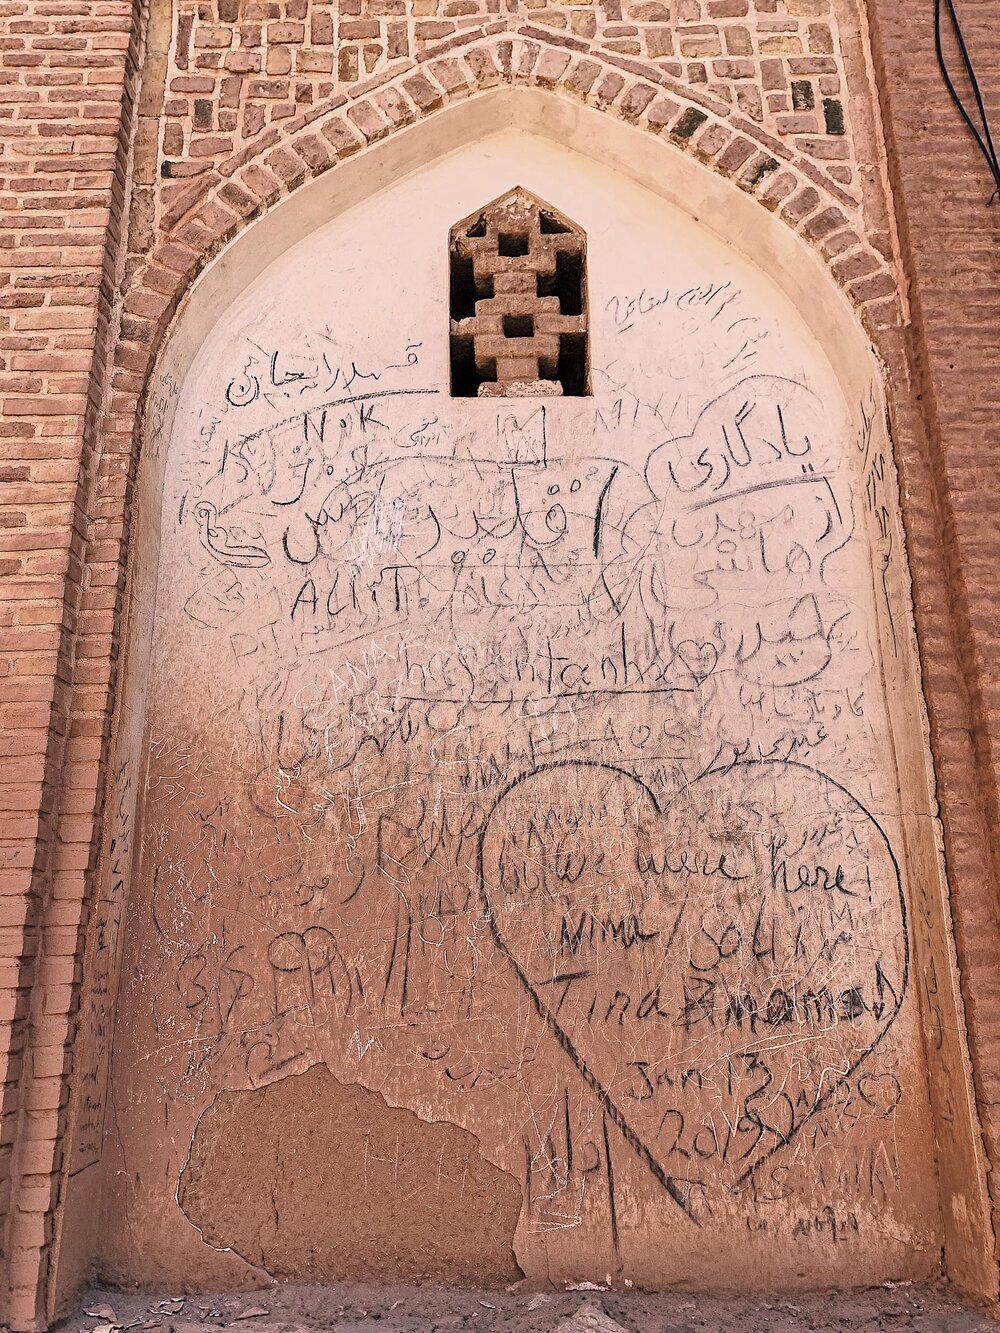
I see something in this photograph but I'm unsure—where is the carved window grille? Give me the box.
[449,188,590,398]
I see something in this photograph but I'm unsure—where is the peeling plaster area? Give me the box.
[178,1065,522,1283]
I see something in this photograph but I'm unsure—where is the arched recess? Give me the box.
[54,84,993,1304]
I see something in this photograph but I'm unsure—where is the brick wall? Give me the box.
[0,0,140,1326]
[157,0,856,206]
[2,0,1000,1324]
[865,0,1000,1257]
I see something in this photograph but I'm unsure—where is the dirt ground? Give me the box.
[59,1281,997,1333]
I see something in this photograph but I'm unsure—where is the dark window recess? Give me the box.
[449,335,480,398]
[557,334,588,397]
[449,187,590,398]
[449,253,477,321]
[504,314,534,338]
[539,209,571,234]
[498,231,530,257]
[450,255,494,321]
[536,251,584,317]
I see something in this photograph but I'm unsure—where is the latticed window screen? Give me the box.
[449,188,590,398]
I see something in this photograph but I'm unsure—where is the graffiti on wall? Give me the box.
[87,224,937,1285]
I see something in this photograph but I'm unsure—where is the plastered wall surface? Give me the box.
[81,130,944,1290]
[3,0,1000,1319]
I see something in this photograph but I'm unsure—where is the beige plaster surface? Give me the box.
[69,119,980,1293]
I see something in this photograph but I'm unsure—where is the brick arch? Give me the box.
[83,39,997,1300]
[57,36,915,1299]
[125,30,894,397]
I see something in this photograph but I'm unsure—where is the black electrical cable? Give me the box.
[934,0,1000,204]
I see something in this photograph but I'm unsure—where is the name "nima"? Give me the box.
[558,910,659,955]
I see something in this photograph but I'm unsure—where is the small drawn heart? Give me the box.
[477,758,907,1220]
[676,639,719,684]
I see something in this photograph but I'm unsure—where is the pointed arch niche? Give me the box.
[60,88,992,1301]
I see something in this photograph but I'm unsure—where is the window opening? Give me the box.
[449,188,590,398]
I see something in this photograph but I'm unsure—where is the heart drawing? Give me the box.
[476,758,909,1221]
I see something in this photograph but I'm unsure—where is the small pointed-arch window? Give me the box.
[449,188,589,398]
